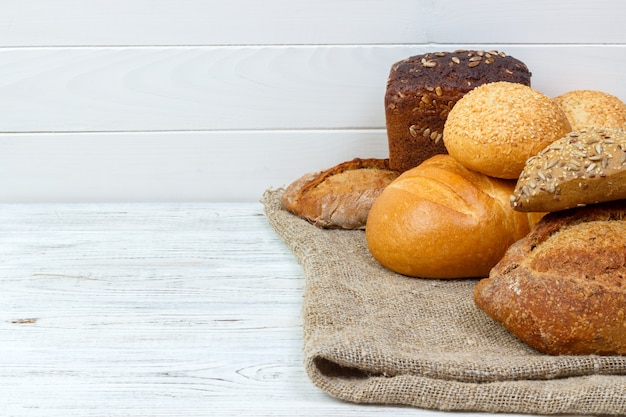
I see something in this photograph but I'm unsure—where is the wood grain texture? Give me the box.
[2,45,626,133]
[0,0,429,46]
[1,1,626,202]
[1,203,524,416]
[1,0,625,46]
[0,2,620,415]
[0,0,626,205]
[0,45,397,132]
[2,44,626,202]
[0,130,389,202]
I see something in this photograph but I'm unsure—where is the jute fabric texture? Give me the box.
[262,189,626,415]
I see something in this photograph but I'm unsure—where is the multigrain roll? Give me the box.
[553,90,626,131]
[385,50,531,172]
[443,82,571,179]
[511,127,626,212]
[474,201,626,355]
[365,154,542,278]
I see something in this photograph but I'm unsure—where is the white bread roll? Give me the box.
[443,82,571,179]
[365,155,542,278]
[553,89,626,131]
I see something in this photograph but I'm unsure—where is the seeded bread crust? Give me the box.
[512,127,626,212]
[281,158,400,230]
[474,200,626,355]
[443,82,572,179]
[385,50,531,172]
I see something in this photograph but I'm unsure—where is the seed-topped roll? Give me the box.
[443,82,571,179]
[511,127,626,212]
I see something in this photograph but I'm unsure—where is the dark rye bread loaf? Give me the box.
[474,200,626,355]
[385,50,531,172]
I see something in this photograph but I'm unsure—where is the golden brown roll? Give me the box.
[553,89,626,131]
[443,81,571,179]
[474,201,626,355]
[282,158,400,230]
[365,154,542,278]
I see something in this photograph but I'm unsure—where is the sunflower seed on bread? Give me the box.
[511,127,626,212]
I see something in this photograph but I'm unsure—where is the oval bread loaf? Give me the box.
[474,201,626,355]
[365,154,542,278]
[282,158,400,229]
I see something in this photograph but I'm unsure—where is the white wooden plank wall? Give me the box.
[1,0,625,202]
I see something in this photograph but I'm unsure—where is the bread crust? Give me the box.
[385,50,531,172]
[553,90,626,131]
[365,154,540,278]
[512,127,626,212]
[474,201,626,355]
[282,158,400,230]
[443,82,571,179]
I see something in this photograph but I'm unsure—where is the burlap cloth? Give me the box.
[262,189,626,415]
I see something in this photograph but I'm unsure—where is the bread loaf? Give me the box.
[511,127,626,212]
[553,90,626,131]
[365,154,542,278]
[385,50,531,172]
[474,201,626,355]
[443,81,571,179]
[282,158,400,230]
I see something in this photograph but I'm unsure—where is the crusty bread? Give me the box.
[443,81,571,179]
[474,200,626,355]
[553,90,626,131]
[365,154,542,278]
[282,158,400,230]
[385,50,531,172]
[511,127,626,212]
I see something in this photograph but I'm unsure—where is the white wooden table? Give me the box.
[0,202,573,416]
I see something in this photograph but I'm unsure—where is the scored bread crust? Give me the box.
[474,200,626,355]
[281,158,400,230]
[365,154,541,278]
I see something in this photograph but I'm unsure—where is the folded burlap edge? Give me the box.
[262,188,626,415]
